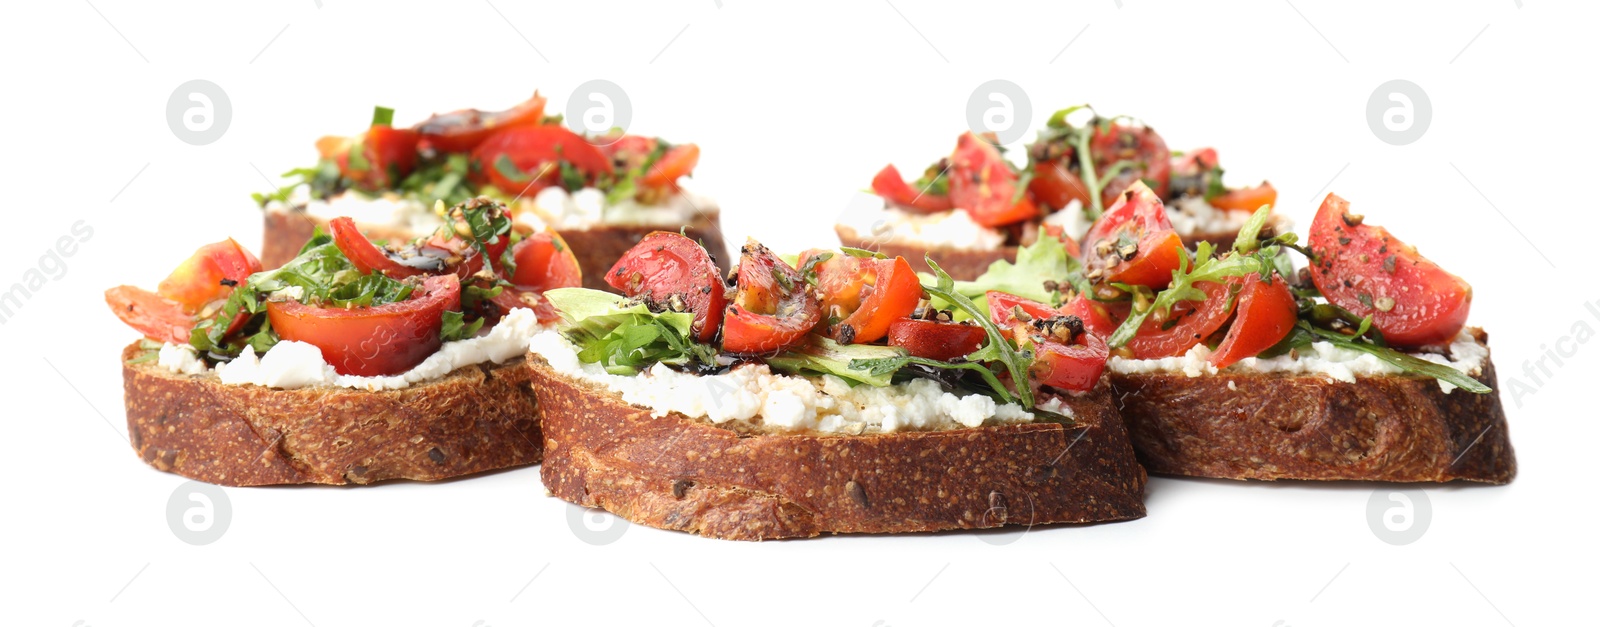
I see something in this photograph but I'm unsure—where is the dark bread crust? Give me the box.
[121,342,542,486]
[262,207,730,292]
[1107,329,1515,484]
[835,224,1008,281]
[530,356,1147,540]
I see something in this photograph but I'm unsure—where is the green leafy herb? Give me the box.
[768,335,903,387]
[494,154,534,185]
[799,252,833,286]
[1232,206,1274,254]
[1107,241,1276,348]
[1303,323,1490,393]
[327,272,414,308]
[838,246,888,260]
[544,288,716,374]
[922,257,1034,407]
[371,106,395,127]
[924,235,1076,319]
[440,310,485,342]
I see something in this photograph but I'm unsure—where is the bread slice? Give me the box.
[1107,329,1515,483]
[528,355,1147,541]
[261,206,731,291]
[121,342,542,486]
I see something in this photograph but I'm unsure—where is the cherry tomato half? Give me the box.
[1090,122,1172,206]
[267,274,461,377]
[722,240,821,354]
[642,144,701,189]
[106,286,192,344]
[985,292,1108,392]
[606,231,727,343]
[1308,193,1471,348]
[1209,275,1297,368]
[948,132,1041,227]
[805,251,921,344]
[472,125,614,195]
[1065,283,1237,360]
[871,164,954,214]
[319,126,421,192]
[888,317,987,362]
[1209,182,1278,213]
[510,231,582,291]
[987,291,1062,328]
[1082,181,1186,289]
[329,217,427,279]
[1028,162,1091,213]
[415,91,548,154]
[157,238,262,315]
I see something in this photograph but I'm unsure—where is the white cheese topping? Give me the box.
[1166,195,1290,239]
[838,192,1005,251]
[155,308,543,391]
[1108,328,1487,393]
[296,192,445,235]
[1041,200,1092,241]
[515,186,714,231]
[528,330,1068,434]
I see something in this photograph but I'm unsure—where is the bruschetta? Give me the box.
[108,198,575,486]
[527,232,1146,540]
[255,93,728,290]
[838,105,1285,279]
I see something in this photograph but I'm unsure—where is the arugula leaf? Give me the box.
[545,288,716,374]
[371,106,395,127]
[1232,206,1273,254]
[922,257,1034,407]
[1107,241,1277,348]
[327,272,414,308]
[838,246,888,260]
[768,335,903,387]
[1302,325,1490,393]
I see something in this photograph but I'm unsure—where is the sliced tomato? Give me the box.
[415,91,548,154]
[1030,332,1109,393]
[642,143,700,189]
[871,164,954,213]
[722,240,821,354]
[806,252,921,344]
[510,231,582,291]
[1308,194,1471,348]
[1125,281,1236,359]
[606,231,726,343]
[1061,295,1120,339]
[987,291,1061,328]
[1083,181,1185,289]
[319,126,420,191]
[1039,223,1084,257]
[106,286,192,344]
[329,217,427,279]
[1090,122,1172,205]
[1172,147,1220,175]
[1028,162,1091,213]
[486,285,561,325]
[1210,275,1297,368]
[948,132,1040,227]
[157,238,262,315]
[1209,182,1278,213]
[595,134,660,171]
[888,317,986,362]
[267,274,460,377]
[472,125,614,195]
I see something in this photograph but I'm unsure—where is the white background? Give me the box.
[1,1,1594,625]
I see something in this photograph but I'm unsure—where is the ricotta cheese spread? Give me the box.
[1165,195,1286,239]
[1108,328,1487,393]
[154,307,543,391]
[839,192,1005,251]
[528,329,1070,434]
[514,186,714,231]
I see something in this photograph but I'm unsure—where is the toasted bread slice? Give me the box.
[528,355,1147,541]
[1107,329,1514,484]
[121,342,542,486]
[261,206,731,291]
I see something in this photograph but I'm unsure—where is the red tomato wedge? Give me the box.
[329,217,427,279]
[1028,162,1091,213]
[267,274,461,377]
[984,292,1108,392]
[106,286,192,344]
[319,126,420,191]
[1091,122,1172,205]
[1067,282,1237,359]
[722,240,821,354]
[1039,223,1084,257]
[804,251,921,344]
[948,132,1041,227]
[1083,181,1186,289]
[472,125,614,195]
[871,164,954,213]
[415,91,548,154]
[642,144,701,189]
[606,231,727,343]
[1209,275,1297,368]
[510,231,582,291]
[157,238,262,314]
[887,317,987,361]
[1307,194,1472,348]
[1209,182,1278,213]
